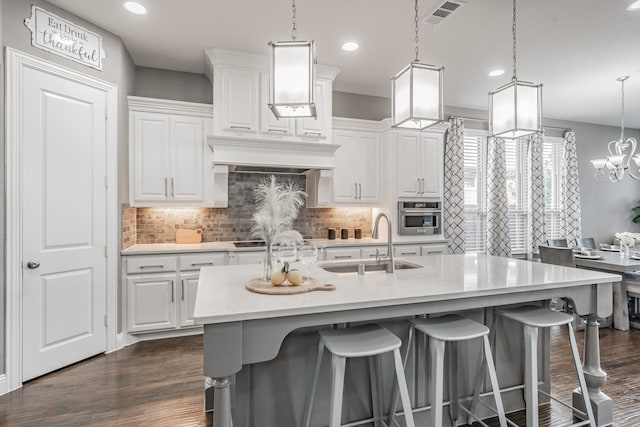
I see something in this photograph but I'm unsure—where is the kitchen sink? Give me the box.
[319,259,422,274]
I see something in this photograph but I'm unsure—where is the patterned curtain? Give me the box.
[443,118,465,254]
[528,133,546,258]
[486,137,512,257]
[561,130,582,244]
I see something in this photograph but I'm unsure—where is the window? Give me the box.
[462,131,565,254]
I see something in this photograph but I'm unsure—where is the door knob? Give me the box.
[26,260,40,269]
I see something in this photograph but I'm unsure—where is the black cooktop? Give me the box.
[232,241,267,248]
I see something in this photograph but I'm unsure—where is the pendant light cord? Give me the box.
[414,0,420,62]
[512,0,517,80]
[620,77,626,141]
[291,0,297,40]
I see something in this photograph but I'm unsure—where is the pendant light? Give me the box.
[590,76,640,182]
[489,0,542,138]
[268,0,316,118]
[391,0,444,130]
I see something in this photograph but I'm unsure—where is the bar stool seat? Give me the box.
[411,314,491,341]
[495,305,596,427]
[303,324,415,427]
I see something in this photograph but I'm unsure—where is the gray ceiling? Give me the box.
[47,0,640,128]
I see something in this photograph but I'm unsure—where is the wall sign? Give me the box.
[24,6,107,71]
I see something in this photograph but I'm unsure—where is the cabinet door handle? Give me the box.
[354,183,358,199]
[165,178,168,197]
[304,131,322,136]
[191,262,214,266]
[358,183,362,200]
[230,125,251,130]
[421,178,425,195]
[267,128,287,133]
[171,280,175,302]
[139,264,164,269]
[334,255,353,259]
[171,178,175,198]
[181,279,185,301]
[416,178,420,195]
[400,251,417,256]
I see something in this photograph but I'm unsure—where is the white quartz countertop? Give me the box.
[120,237,448,255]
[193,254,621,324]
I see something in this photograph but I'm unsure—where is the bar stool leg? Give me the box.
[523,325,539,427]
[303,341,325,427]
[369,356,383,427]
[329,355,346,427]
[482,335,507,427]
[387,325,415,427]
[429,337,446,427]
[567,324,597,427]
[449,341,459,424]
[392,348,415,427]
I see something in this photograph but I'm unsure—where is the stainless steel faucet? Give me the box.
[372,212,395,273]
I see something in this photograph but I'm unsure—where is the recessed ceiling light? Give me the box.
[628,0,640,10]
[124,2,147,15]
[342,42,359,52]
[488,69,505,77]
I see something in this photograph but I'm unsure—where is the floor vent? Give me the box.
[424,0,466,25]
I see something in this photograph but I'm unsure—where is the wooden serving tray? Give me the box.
[246,277,336,295]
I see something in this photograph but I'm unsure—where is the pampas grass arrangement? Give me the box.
[251,176,306,278]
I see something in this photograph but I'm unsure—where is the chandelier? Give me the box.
[268,0,316,118]
[391,0,444,130]
[591,76,640,182]
[489,0,542,138]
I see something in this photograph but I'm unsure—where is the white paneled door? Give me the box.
[21,65,107,381]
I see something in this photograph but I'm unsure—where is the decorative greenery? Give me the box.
[633,206,640,224]
[251,175,306,247]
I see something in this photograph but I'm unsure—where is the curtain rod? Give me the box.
[447,115,573,133]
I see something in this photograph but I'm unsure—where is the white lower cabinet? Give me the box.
[395,244,448,256]
[125,252,226,334]
[324,247,362,261]
[361,246,389,258]
[127,273,177,333]
[228,251,265,265]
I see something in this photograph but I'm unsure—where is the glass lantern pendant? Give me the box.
[268,0,316,119]
[489,0,542,138]
[391,0,444,130]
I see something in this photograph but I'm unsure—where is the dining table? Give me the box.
[574,249,640,331]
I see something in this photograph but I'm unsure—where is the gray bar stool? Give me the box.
[495,306,596,427]
[302,324,415,427]
[390,314,507,427]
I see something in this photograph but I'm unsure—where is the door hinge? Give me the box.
[104,315,108,327]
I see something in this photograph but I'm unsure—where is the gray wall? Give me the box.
[1,0,136,372]
[134,66,212,104]
[333,93,640,244]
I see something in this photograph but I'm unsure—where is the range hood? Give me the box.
[207,136,340,174]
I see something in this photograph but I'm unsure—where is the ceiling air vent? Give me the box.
[424,0,466,25]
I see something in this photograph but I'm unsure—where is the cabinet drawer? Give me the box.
[179,253,227,271]
[126,256,177,274]
[324,248,361,261]
[361,246,388,258]
[394,245,421,257]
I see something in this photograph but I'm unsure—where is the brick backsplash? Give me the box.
[131,174,372,244]
[121,205,137,248]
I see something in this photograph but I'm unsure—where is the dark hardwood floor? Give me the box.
[1,327,638,426]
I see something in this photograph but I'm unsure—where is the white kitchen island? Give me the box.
[194,254,620,427]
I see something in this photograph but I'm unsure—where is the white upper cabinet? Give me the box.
[331,119,383,206]
[295,79,331,141]
[217,66,259,134]
[128,97,215,207]
[393,129,444,199]
[206,48,339,143]
[259,72,293,136]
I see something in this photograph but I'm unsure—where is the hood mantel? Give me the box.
[207,136,340,172]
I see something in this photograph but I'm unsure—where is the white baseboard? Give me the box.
[0,374,8,396]
[132,327,203,344]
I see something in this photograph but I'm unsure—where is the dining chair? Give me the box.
[546,239,569,248]
[575,237,596,249]
[539,245,576,268]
